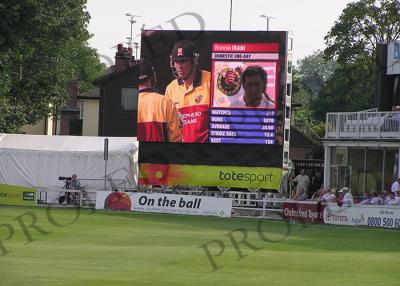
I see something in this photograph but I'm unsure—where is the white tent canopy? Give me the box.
[0,134,138,189]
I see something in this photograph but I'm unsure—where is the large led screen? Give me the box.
[138,31,288,188]
[138,31,285,145]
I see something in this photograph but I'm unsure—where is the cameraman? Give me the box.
[66,174,80,204]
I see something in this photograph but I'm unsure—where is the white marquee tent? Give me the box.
[0,134,138,190]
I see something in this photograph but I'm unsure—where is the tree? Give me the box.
[324,0,400,65]
[0,0,36,50]
[297,50,337,94]
[72,44,107,93]
[309,62,376,122]
[0,0,104,133]
[292,51,337,129]
[314,0,400,121]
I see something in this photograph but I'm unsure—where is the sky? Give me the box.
[86,0,355,66]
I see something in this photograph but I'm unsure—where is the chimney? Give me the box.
[115,43,134,72]
[67,80,79,108]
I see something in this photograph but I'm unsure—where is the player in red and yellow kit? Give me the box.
[165,40,211,143]
[137,59,181,142]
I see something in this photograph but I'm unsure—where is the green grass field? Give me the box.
[0,206,399,286]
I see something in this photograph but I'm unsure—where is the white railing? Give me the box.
[325,111,400,139]
[78,178,127,191]
[231,197,285,218]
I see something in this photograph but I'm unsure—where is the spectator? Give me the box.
[357,193,370,205]
[319,188,330,202]
[311,187,321,201]
[338,187,353,207]
[385,192,399,206]
[391,177,400,193]
[310,170,323,197]
[382,191,391,205]
[291,169,310,196]
[292,187,307,201]
[369,192,383,205]
[321,189,337,203]
[311,185,326,201]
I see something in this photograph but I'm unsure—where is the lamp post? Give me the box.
[260,14,275,31]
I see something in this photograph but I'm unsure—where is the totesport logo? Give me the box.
[218,170,274,184]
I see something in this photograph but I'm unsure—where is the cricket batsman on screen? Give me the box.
[165,40,211,143]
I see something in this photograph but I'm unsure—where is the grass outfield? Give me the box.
[0,206,399,286]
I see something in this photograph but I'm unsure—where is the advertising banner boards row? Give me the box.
[323,205,400,229]
[96,192,232,218]
[283,201,400,229]
[0,184,36,207]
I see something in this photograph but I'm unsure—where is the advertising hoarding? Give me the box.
[387,40,400,75]
[139,164,282,189]
[95,192,232,217]
[323,205,400,229]
[0,184,36,207]
[282,201,325,224]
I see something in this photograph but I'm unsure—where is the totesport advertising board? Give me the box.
[139,164,282,189]
[139,31,288,188]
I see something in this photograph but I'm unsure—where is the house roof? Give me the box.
[93,65,138,85]
[290,125,321,148]
[78,88,100,100]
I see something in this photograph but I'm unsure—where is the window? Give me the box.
[69,117,82,136]
[384,149,399,191]
[286,83,292,96]
[121,88,138,110]
[288,38,294,51]
[79,101,84,120]
[283,151,289,163]
[331,147,347,165]
[287,60,292,74]
[365,149,383,194]
[348,148,365,196]
[284,128,289,142]
[285,106,290,120]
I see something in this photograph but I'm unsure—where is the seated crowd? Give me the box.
[290,185,400,207]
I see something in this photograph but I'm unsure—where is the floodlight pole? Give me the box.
[229,0,233,31]
[260,15,274,31]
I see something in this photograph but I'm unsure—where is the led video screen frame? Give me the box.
[138,30,288,188]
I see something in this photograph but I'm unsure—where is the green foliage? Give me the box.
[309,61,375,122]
[297,50,337,94]
[312,122,326,138]
[324,0,400,64]
[0,0,104,133]
[292,52,337,135]
[294,0,400,127]
[72,44,106,93]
